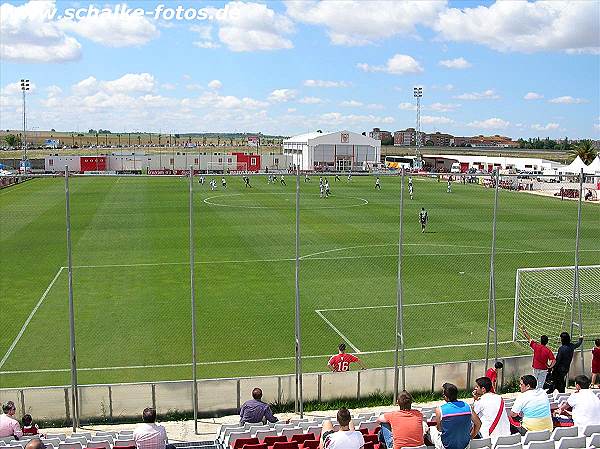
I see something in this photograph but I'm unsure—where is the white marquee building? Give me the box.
[283,130,381,171]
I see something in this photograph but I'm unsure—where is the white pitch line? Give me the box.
[0,267,64,369]
[316,297,513,313]
[315,310,361,353]
[0,341,520,375]
[67,248,599,269]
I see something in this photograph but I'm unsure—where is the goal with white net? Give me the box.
[513,265,600,344]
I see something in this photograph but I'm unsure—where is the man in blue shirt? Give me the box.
[239,388,279,425]
[430,383,481,449]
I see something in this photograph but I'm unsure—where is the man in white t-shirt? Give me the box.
[472,377,511,444]
[555,375,600,430]
[322,408,364,449]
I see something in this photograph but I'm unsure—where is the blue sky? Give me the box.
[1,0,599,138]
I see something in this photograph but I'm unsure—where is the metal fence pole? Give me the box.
[570,167,584,375]
[294,164,304,417]
[485,170,500,371]
[189,167,199,433]
[393,168,406,402]
[64,166,79,430]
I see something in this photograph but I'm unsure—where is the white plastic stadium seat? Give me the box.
[305,426,322,439]
[8,442,25,448]
[274,423,295,432]
[70,434,92,440]
[45,435,66,442]
[527,440,555,449]
[551,427,578,441]
[94,432,118,439]
[523,430,551,445]
[226,431,250,448]
[217,424,240,441]
[280,428,302,440]
[254,429,277,441]
[299,422,317,431]
[556,436,586,449]
[86,442,111,449]
[58,443,83,449]
[64,438,86,446]
[248,425,269,436]
[470,437,491,449]
[113,439,135,447]
[91,436,113,444]
[220,427,244,446]
[42,439,61,448]
[495,434,521,447]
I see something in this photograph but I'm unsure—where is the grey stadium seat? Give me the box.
[86,442,111,449]
[527,440,556,449]
[58,443,83,449]
[113,439,135,447]
[583,425,600,437]
[254,429,277,441]
[556,436,586,449]
[495,434,521,447]
[470,437,491,449]
[41,439,61,448]
[495,444,522,449]
[45,435,66,442]
[551,427,578,441]
[523,430,551,445]
[589,434,600,448]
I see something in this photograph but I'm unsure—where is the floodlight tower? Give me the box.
[413,86,423,167]
[21,79,30,161]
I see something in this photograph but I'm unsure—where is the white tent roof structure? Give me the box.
[587,156,600,173]
[562,155,593,173]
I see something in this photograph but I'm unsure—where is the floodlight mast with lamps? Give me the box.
[21,79,30,163]
[413,86,423,168]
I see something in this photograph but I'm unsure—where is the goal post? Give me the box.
[513,265,600,343]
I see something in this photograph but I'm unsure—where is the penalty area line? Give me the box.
[315,310,361,353]
[0,341,520,375]
[0,267,64,370]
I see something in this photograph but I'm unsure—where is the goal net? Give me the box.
[513,265,600,344]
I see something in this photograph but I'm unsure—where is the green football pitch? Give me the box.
[0,174,598,388]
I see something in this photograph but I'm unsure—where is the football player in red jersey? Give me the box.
[328,343,366,372]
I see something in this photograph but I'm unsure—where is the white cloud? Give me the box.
[340,100,363,107]
[532,123,560,131]
[186,91,268,110]
[421,115,454,125]
[366,103,384,110]
[524,92,544,100]
[454,89,500,100]
[434,1,600,54]
[399,102,416,111]
[210,1,294,52]
[287,107,297,113]
[319,112,394,126]
[161,83,177,91]
[431,83,454,91]
[439,57,471,69]
[268,89,297,102]
[286,0,446,46]
[549,96,588,104]
[208,80,223,90]
[190,24,220,49]
[1,81,37,95]
[0,0,82,62]
[71,73,155,96]
[467,118,510,129]
[60,9,158,48]
[298,96,324,104]
[429,102,460,112]
[303,79,351,88]
[357,54,423,75]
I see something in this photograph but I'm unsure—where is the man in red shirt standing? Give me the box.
[521,326,556,389]
[485,361,503,393]
[328,343,366,372]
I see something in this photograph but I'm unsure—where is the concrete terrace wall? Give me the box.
[0,353,591,423]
